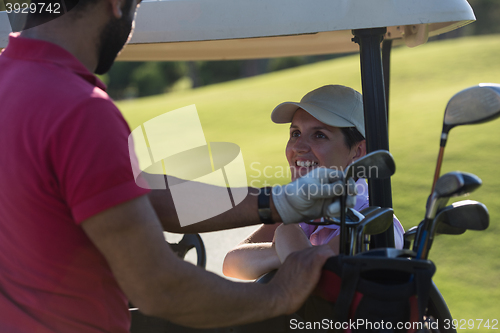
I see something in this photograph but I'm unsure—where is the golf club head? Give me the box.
[460,172,483,195]
[443,83,500,134]
[355,208,393,253]
[431,84,500,194]
[359,206,382,216]
[319,208,363,226]
[422,200,489,259]
[360,208,394,235]
[349,206,382,255]
[427,171,482,219]
[427,172,464,219]
[435,200,489,231]
[438,171,482,197]
[433,171,465,197]
[345,150,395,180]
[435,223,466,235]
[403,226,418,250]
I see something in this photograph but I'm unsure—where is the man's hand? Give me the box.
[272,168,357,224]
[269,245,335,314]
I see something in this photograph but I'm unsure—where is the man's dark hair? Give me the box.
[24,0,98,29]
[340,127,365,149]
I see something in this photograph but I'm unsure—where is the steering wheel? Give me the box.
[168,233,207,268]
[129,233,207,333]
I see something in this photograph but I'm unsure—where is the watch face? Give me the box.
[258,209,274,224]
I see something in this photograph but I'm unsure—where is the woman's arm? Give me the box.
[223,223,318,280]
[223,224,282,280]
[274,224,313,263]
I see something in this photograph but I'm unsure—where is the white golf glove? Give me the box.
[272,167,357,224]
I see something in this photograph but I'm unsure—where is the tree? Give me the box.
[466,0,500,35]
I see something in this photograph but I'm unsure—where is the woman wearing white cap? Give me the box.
[223,85,405,280]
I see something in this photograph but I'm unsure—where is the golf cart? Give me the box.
[0,0,481,331]
[120,1,476,331]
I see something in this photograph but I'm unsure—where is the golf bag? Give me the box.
[306,251,436,333]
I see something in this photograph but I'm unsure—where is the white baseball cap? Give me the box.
[271,85,365,138]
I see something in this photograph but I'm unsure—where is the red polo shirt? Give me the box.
[0,33,150,332]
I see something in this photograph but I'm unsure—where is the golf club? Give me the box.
[347,207,383,255]
[317,208,365,255]
[427,171,482,219]
[435,223,466,236]
[431,83,500,193]
[322,207,391,255]
[418,171,464,248]
[410,219,466,251]
[430,171,482,232]
[435,200,489,230]
[404,226,418,250]
[417,171,482,258]
[339,150,396,254]
[317,207,363,226]
[420,200,489,259]
[355,207,393,254]
[360,206,382,216]
[411,221,466,252]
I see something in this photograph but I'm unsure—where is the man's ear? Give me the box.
[109,0,124,18]
[351,140,367,162]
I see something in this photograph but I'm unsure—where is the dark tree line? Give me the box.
[103,57,330,100]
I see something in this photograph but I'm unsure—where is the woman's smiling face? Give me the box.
[286,109,361,181]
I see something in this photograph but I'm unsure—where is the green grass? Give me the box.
[118,34,500,330]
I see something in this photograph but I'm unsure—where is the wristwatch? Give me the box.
[258,187,274,224]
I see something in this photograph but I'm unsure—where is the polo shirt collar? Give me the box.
[3,33,107,91]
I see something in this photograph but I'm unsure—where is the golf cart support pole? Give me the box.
[352,28,395,248]
[382,39,393,121]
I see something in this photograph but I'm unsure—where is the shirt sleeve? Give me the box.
[48,95,150,224]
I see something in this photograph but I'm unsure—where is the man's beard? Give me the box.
[95,10,133,75]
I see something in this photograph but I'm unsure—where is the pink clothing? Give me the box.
[0,34,150,332]
[299,179,404,249]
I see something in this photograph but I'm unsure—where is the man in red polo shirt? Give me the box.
[0,0,350,332]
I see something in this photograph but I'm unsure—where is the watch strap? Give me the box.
[258,187,274,224]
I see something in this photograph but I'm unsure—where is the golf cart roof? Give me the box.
[121,0,475,61]
[0,0,475,60]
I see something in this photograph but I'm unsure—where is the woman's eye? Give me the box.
[291,130,300,137]
[315,131,327,139]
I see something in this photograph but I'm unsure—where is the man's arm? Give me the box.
[149,166,349,234]
[148,186,282,233]
[82,194,333,328]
